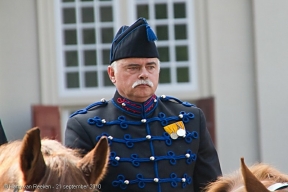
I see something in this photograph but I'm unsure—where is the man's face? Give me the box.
[108,57,160,102]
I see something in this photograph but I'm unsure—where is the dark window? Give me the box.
[83,29,96,44]
[174,3,186,18]
[66,72,79,88]
[82,7,94,23]
[84,50,97,66]
[64,30,77,45]
[155,4,167,19]
[65,51,78,67]
[177,67,189,83]
[159,68,171,83]
[85,71,98,87]
[137,5,149,19]
[63,8,76,24]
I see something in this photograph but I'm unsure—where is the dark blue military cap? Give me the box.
[110,17,159,64]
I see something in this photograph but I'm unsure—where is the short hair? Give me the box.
[110,59,160,73]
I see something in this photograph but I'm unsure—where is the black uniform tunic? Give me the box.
[65,91,222,192]
[0,120,7,145]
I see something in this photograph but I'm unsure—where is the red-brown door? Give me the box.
[32,105,61,142]
[195,97,216,145]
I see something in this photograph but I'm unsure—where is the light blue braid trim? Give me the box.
[112,173,192,190]
[96,130,199,148]
[88,111,195,128]
[70,100,108,118]
[160,95,196,107]
[109,149,196,167]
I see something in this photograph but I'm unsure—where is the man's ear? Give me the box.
[107,66,116,83]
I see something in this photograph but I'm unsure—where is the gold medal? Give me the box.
[164,121,186,139]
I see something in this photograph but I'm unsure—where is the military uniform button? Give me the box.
[124,180,129,184]
[185,153,190,158]
[122,103,126,106]
[100,98,106,102]
[101,119,106,123]
[161,95,166,98]
[108,136,113,140]
[154,99,157,102]
[150,156,155,161]
[154,178,159,182]
[141,119,146,123]
[146,135,151,139]
[179,114,183,118]
[182,178,186,182]
[115,156,120,161]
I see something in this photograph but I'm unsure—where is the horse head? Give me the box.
[204,158,288,192]
[0,127,109,192]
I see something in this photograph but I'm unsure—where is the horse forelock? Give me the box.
[249,163,288,183]
[36,139,89,187]
[249,163,288,191]
[40,139,82,158]
[204,163,288,192]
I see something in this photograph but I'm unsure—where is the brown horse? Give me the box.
[204,158,288,192]
[0,127,109,192]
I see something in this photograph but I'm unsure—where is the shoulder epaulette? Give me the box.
[70,98,108,118]
[159,95,196,107]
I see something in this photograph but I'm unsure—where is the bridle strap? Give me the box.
[267,182,288,191]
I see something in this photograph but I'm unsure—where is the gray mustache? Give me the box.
[132,80,154,88]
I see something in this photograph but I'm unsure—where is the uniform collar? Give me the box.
[112,91,158,117]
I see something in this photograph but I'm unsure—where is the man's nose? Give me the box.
[138,67,149,79]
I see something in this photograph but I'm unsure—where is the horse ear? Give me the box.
[19,127,46,185]
[78,136,110,185]
[241,157,270,192]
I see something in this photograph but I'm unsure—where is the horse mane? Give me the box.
[0,141,23,187]
[204,159,288,192]
[0,127,109,192]
[37,140,89,186]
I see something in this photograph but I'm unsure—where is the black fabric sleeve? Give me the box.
[0,120,7,145]
[193,108,222,191]
[65,117,94,154]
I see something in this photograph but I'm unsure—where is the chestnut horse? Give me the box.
[204,158,288,192]
[0,127,109,192]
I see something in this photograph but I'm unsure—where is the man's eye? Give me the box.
[127,66,139,71]
[147,66,156,70]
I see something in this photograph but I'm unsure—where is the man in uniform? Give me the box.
[65,17,222,192]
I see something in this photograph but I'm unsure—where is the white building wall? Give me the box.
[0,0,40,140]
[207,0,260,173]
[253,0,288,173]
